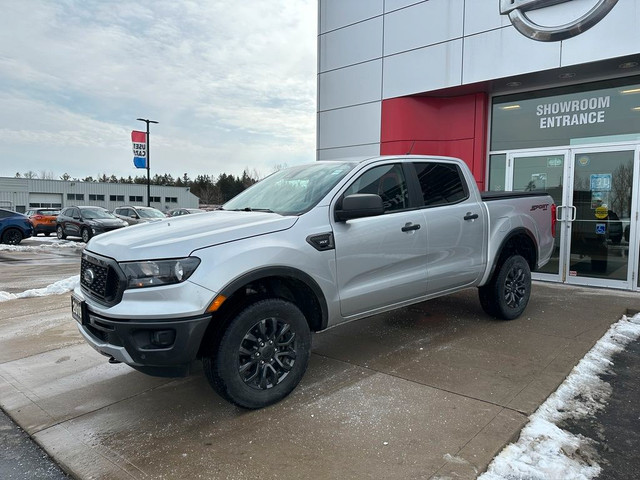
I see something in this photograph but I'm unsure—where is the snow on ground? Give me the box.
[0,239,84,252]
[0,276,79,302]
[478,313,640,480]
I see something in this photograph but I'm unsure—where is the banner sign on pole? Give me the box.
[131,130,147,168]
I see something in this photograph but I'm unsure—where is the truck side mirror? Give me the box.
[335,194,384,222]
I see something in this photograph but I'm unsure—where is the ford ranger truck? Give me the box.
[71,156,556,409]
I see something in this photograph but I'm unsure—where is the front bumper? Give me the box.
[72,292,211,377]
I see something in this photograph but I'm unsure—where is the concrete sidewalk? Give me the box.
[1,283,638,479]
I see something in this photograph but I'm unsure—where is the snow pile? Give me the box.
[479,314,640,480]
[0,240,83,252]
[0,275,79,302]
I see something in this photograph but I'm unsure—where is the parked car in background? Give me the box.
[166,208,206,217]
[56,206,128,242]
[113,206,166,225]
[25,208,60,236]
[0,208,33,245]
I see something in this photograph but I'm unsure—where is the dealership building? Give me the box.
[0,177,199,213]
[317,0,640,291]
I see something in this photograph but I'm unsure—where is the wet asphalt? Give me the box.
[0,410,69,480]
[562,332,640,480]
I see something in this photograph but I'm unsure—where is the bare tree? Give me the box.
[610,161,633,217]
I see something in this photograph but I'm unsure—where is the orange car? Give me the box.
[26,209,60,236]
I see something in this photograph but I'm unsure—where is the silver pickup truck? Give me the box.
[71,155,555,408]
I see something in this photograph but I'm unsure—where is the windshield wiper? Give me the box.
[230,207,275,213]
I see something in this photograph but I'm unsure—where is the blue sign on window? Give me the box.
[590,174,612,191]
[595,223,606,234]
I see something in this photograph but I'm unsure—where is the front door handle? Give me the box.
[464,212,479,221]
[401,223,421,232]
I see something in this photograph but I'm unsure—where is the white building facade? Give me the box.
[0,177,199,213]
[318,0,640,291]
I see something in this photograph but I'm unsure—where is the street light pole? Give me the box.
[136,118,159,207]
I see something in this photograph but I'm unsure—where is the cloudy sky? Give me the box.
[0,0,317,181]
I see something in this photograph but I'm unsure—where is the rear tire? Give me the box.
[202,298,311,409]
[56,225,66,240]
[2,228,23,245]
[478,255,531,320]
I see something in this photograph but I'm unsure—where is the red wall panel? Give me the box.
[380,93,489,190]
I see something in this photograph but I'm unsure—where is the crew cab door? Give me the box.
[411,161,487,294]
[332,163,427,318]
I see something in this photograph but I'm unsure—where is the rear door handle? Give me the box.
[464,213,479,221]
[401,223,421,232]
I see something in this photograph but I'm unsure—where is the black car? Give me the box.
[0,208,33,245]
[56,206,128,242]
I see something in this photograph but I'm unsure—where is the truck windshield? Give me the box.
[223,162,355,216]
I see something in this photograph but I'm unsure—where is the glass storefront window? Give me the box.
[491,81,640,151]
[488,154,506,191]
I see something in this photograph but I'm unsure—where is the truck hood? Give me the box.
[86,211,298,261]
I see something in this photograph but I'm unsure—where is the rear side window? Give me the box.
[414,162,468,207]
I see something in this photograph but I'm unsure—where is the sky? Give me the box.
[0,0,317,182]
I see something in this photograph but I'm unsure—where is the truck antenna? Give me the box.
[405,140,416,155]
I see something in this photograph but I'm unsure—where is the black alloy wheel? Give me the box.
[2,228,22,245]
[203,298,311,409]
[238,316,297,390]
[478,255,531,320]
[503,259,528,310]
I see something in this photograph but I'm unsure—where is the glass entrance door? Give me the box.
[505,145,639,289]
[507,151,568,282]
[566,147,638,289]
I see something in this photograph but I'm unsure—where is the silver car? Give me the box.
[113,206,166,225]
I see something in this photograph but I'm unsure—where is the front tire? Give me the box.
[56,225,66,240]
[81,227,92,243]
[203,299,311,409]
[478,255,531,320]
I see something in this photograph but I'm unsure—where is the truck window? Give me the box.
[414,162,468,207]
[343,164,409,213]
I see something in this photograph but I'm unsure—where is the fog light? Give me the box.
[151,329,175,347]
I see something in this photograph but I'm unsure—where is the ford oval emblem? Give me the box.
[500,0,618,42]
[83,268,95,285]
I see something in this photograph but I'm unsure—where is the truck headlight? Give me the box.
[120,257,201,289]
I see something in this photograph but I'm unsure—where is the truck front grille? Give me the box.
[80,252,125,306]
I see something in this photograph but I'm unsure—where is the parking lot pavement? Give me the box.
[1,260,640,478]
[0,238,82,293]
